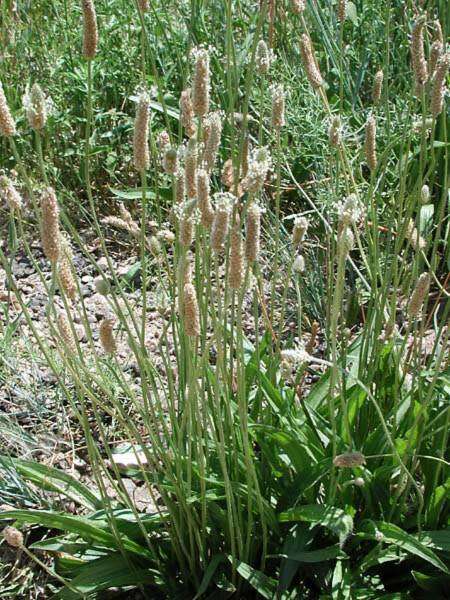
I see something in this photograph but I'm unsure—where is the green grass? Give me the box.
[0,0,449,598]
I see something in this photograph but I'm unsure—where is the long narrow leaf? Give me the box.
[8,458,102,510]
[0,510,152,559]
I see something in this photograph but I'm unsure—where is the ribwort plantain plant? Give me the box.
[0,1,449,598]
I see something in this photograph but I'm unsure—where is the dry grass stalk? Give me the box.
[306,321,319,354]
[241,135,249,178]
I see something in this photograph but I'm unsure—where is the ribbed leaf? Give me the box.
[279,505,353,547]
[359,521,449,574]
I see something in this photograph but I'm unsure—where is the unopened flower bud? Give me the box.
[3,526,23,548]
[94,276,111,296]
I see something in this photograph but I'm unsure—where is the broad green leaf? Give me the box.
[359,521,449,573]
[279,505,353,547]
